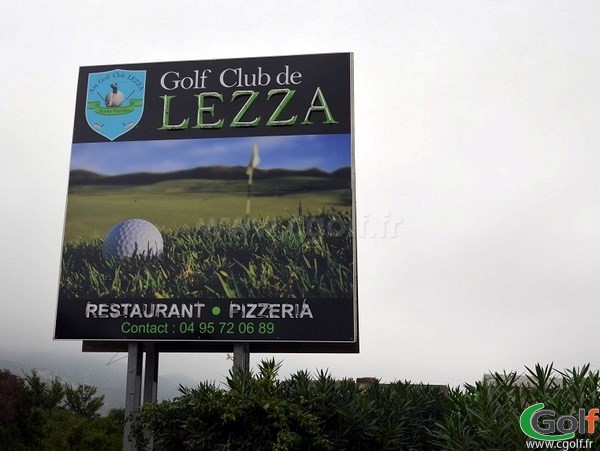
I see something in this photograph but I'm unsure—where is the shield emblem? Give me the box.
[85,69,146,141]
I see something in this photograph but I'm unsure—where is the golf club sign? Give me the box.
[55,53,357,352]
[157,66,337,131]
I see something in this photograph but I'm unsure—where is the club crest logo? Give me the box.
[86,69,146,141]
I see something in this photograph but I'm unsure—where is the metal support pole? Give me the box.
[143,343,159,404]
[233,343,250,372]
[142,343,159,449]
[123,342,143,451]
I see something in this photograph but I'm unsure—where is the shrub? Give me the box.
[131,359,448,450]
[429,363,600,450]
[0,369,122,450]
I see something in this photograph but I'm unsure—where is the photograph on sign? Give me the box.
[55,53,356,348]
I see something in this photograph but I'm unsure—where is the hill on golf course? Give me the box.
[69,166,351,191]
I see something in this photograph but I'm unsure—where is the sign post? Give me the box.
[233,343,250,372]
[123,343,142,451]
[143,344,159,403]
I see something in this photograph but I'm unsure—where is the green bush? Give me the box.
[0,369,123,450]
[430,363,600,450]
[7,361,598,449]
[131,359,448,450]
[133,362,600,450]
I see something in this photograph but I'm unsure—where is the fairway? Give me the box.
[64,188,351,242]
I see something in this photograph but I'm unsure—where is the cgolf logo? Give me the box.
[520,403,599,442]
[86,69,146,140]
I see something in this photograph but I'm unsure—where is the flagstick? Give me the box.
[245,143,260,217]
[239,144,258,374]
[245,170,253,217]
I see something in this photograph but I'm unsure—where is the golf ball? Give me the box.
[103,219,164,260]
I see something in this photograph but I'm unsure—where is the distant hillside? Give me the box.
[69,166,351,187]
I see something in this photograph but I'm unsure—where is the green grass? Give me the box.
[64,181,351,242]
[60,211,353,299]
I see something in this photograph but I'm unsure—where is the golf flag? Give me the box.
[246,143,260,177]
[246,143,260,216]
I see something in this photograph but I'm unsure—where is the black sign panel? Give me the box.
[56,298,354,342]
[55,53,357,351]
[73,54,351,142]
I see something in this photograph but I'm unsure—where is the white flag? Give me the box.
[246,143,260,176]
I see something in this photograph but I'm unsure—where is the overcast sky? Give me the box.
[71,134,351,174]
[2,0,600,389]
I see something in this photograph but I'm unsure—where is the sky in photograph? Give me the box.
[2,0,600,394]
[70,134,351,175]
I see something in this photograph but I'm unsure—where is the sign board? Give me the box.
[55,53,357,351]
